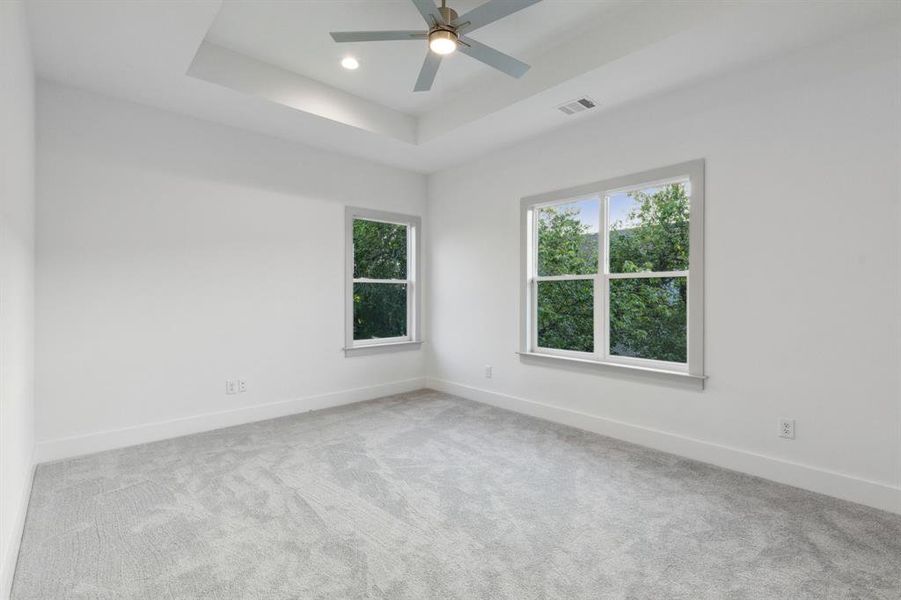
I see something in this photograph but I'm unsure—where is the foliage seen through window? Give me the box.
[353,219,408,341]
[535,183,689,362]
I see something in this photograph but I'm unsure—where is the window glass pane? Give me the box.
[537,198,599,276]
[609,277,686,363]
[608,182,689,274]
[353,283,407,340]
[537,279,593,352]
[353,219,407,279]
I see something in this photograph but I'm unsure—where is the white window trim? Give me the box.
[344,206,422,357]
[519,160,706,388]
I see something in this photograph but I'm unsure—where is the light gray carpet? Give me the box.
[12,390,901,599]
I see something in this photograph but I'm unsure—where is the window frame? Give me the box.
[519,160,705,386]
[344,206,422,356]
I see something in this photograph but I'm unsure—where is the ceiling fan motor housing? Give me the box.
[429,6,459,54]
[438,5,458,26]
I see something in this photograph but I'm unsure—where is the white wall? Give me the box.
[0,1,36,596]
[35,82,428,460]
[426,25,901,513]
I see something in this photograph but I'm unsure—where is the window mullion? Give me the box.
[531,207,538,351]
[407,224,413,340]
[352,278,408,284]
[598,193,609,361]
[535,274,595,282]
[530,278,537,352]
[608,270,688,280]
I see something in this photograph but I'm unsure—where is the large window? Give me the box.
[345,207,421,355]
[520,161,704,382]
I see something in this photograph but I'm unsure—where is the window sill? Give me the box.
[516,351,706,390]
[344,341,423,357]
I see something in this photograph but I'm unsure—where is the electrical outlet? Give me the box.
[238,379,247,393]
[484,365,492,378]
[225,380,237,395]
[778,418,795,439]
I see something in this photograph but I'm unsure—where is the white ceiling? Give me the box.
[26,0,901,173]
[205,0,620,115]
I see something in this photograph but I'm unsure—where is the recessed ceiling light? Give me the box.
[341,57,359,70]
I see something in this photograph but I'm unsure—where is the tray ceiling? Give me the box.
[26,0,901,172]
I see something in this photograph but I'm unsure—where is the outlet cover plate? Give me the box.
[778,418,795,439]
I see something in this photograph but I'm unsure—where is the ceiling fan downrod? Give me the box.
[436,0,458,28]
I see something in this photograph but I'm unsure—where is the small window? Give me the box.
[520,161,704,384]
[345,207,421,355]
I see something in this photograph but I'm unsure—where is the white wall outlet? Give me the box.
[778,418,795,439]
[237,379,247,393]
[225,380,237,395]
[484,365,492,378]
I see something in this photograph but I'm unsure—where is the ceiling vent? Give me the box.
[556,97,597,116]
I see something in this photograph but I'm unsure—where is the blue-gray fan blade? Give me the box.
[454,0,542,34]
[411,0,444,26]
[330,30,427,42]
[459,36,529,78]
[414,51,442,92]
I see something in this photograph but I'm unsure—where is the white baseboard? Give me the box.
[32,376,901,514]
[1,461,35,600]
[426,378,901,515]
[35,378,427,463]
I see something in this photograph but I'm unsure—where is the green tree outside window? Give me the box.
[353,219,408,340]
[537,184,689,362]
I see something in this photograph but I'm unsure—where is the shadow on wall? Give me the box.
[38,81,423,206]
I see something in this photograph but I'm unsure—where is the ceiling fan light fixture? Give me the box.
[429,29,458,55]
[329,0,539,91]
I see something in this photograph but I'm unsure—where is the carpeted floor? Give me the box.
[12,389,901,599]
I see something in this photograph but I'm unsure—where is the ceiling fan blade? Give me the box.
[410,0,444,26]
[458,37,530,78]
[330,30,427,43]
[453,0,542,34]
[413,51,442,92]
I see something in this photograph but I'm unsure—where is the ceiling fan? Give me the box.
[330,0,542,92]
